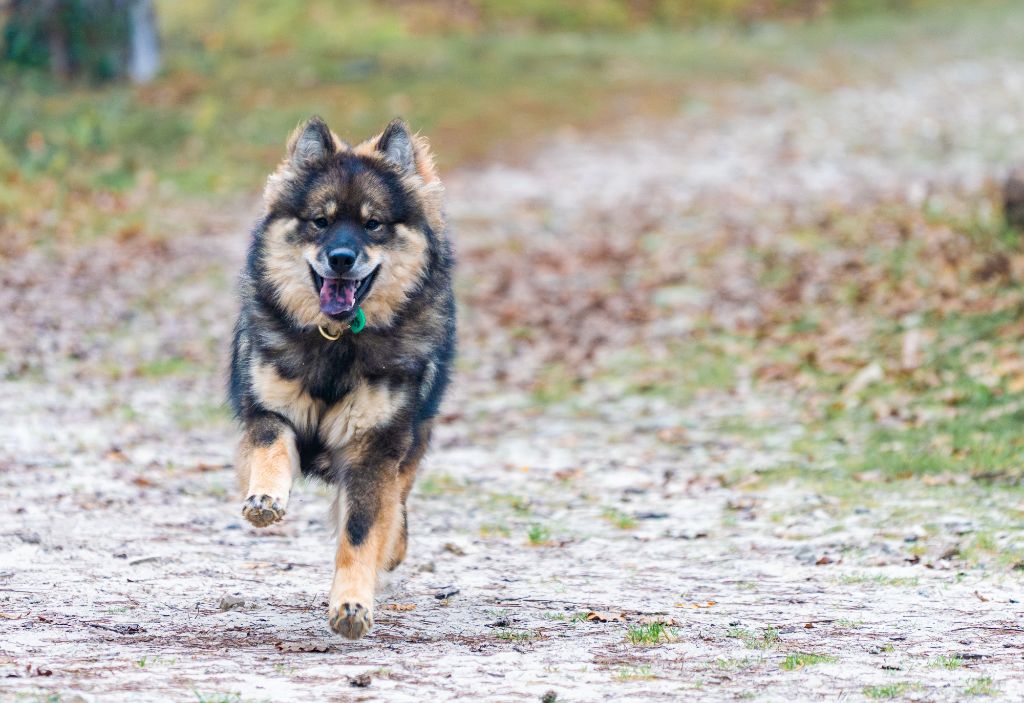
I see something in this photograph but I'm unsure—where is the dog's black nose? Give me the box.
[327,248,357,274]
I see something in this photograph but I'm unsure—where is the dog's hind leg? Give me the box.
[385,420,434,571]
[237,414,299,528]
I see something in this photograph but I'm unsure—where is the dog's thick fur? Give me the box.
[228,116,455,639]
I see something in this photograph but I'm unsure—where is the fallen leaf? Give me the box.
[442,542,466,556]
[726,497,758,511]
[920,473,967,486]
[656,426,688,443]
[275,641,330,653]
[586,610,625,622]
[674,601,716,609]
[553,468,584,481]
[383,603,416,612]
[105,448,128,462]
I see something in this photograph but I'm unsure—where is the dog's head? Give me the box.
[257,116,444,330]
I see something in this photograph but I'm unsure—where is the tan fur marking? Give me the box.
[251,362,322,434]
[360,224,428,327]
[239,430,299,499]
[261,219,327,329]
[319,381,403,449]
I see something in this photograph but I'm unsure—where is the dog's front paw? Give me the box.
[242,494,286,527]
[329,601,374,639]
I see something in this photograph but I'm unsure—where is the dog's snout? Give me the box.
[327,247,357,274]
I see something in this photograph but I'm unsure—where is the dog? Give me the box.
[228,116,455,639]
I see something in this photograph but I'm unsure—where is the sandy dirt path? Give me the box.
[3,48,1024,702]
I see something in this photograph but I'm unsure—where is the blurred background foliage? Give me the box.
[3,1,1024,490]
[0,0,992,255]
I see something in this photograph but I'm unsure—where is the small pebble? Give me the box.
[219,595,246,611]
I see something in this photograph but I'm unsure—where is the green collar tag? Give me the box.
[350,307,366,334]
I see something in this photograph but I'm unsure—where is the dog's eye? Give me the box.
[313,217,329,229]
[364,219,382,232]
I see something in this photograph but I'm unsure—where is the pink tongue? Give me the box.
[319,278,358,315]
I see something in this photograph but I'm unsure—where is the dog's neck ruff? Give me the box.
[318,307,366,341]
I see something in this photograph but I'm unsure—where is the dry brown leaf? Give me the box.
[586,610,625,622]
[656,427,688,443]
[275,641,331,653]
[553,468,584,481]
[674,601,716,609]
[920,473,968,487]
[383,603,416,612]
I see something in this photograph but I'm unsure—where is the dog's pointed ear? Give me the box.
[288,116,335,169]
[376,118,415,174]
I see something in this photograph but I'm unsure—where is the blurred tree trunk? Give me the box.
[2,0,160,83]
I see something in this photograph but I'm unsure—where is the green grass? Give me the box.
[716,656,758,671]
[680,194,1024,512]
[193,693,242,703]
[601,506,637,530]
[863,683,916,699]
[780,652,838,670]
[930,655,965,670]
[134,355,201,378]
[526,523,552,545]
[479,521,512,538]
[496,628,536,641]
[626,622,677,645]
[964,677,999,696]
[417,473,466,497]
[615,664,655,681]
[727,626,780,651]
[838,573,920,587]
[835,618,865,628]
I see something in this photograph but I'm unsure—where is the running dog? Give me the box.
[228,116,455,639]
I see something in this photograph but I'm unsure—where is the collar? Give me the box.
[318,307,366,341]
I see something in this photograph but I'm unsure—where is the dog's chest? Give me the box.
[252,361,399,446]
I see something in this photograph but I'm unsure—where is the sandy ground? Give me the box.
[4,43,1024,703]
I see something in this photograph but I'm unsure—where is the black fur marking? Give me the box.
[247,415,282,446]
[346,511,371,547]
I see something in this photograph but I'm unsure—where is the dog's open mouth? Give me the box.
[311,266,379,318]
